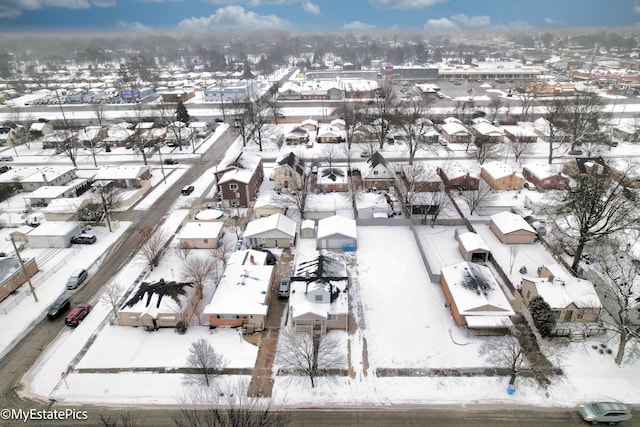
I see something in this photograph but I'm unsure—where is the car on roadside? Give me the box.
[578,402,632,424]
[47,294,72,319]
[277,277,291,299]
[568,149,583,156]
[64,303,91,327]
[71,233,97,244]
[163,158,179,165]
[181,185,195,195]
[0,156,13,162]
[66,268,88,290]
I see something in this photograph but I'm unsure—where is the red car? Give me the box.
[64,303,91,327]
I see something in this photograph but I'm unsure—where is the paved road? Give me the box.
[0,128,238,423]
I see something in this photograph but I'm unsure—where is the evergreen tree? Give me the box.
[175,101,190,125]
[529,296,556,338]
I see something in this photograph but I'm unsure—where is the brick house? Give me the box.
[481,161,525,190]
[215,152,264,208]
[437,163,479,190]
[522,164,569,190]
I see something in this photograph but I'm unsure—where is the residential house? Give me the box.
[1,166,78,191]
[481,161,525,190]
[457,231,491,263]
[0,257,39,304]
[440,261,515,331]
[118,278,198,329]
[503,125,538,143]
[289,254,350,334]
[26,221,82,248]
[242,213,297,248]
[215,152,264,208]
[317,215,357,249]
[316,126,342,143]
[471,119,504,144]
[202,249,275,332]
[438,122,472,145]
[522,164,569,190]
[301,119,319,132]
[317,166,348,192]
[176,221,224,249]
[78,126,107,147]
[42,197,89,221]
[274,151,304,191]
[25,179,87,206]
[29,121,54,136]
[437,163,479,191]
[521,263,601,323]
[362,152,395,190]
[284,126,309,145]
[421,126,441,144]
[93,165,152,189]
[278,83,302,100]
[104,123,135,147]
[612,122,640,142]
[356,193,392,219]
[330,119,346,131]
[402,162,443,192]
[253,192,286,218]
[490,211,536,244]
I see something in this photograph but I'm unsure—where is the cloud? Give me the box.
[635,4,640,14]
[342,20,376,31]
[450,13,490,27]
[301,1,320,15]
[0,0,118,18]
[369,0,447,10]
[116,20,152,32]
[177,5,289,31]
[424,17,457,31]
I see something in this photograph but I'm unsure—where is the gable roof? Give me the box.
[276,152,304,176]
[458,232,490,253]
[482,161,513,179]
[317,215,357,239]
[177,221,224,240]
[367,151,388,169]
[243,213,297,239]
[490,211,536,235]
[525,276,602,310]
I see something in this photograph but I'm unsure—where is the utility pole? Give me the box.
[9,235,37,303]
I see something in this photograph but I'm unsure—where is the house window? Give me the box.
[526,290,531,300]
[315,295,323,302]
[327,314,337,321]
[373,170,379,175]
[230,183,238,191]
[553,311,560,319]
[203,239,208,244]
[231,200,239,207]
[218,314,236,319]
[577,312,584,320]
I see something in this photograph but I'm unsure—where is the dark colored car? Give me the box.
[71,234,96,244]
[263,249,277,265]
[65,303,91,327]
[181,185,195,195]
[164,158,179,165]
[66,268,88,290]
[47,294,72,319]
[0,165,11,174]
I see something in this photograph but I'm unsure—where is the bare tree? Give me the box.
[334,100,363,150]
[461,181,494,215]
[225,207,247,241]
[212,239,234,269]
[554,163,640,271]
[488,96,504,124]
[172,381,289,427]
[398,99,432,165]
[99,281,123,324]
[184,338,226,387]
[98,410,138,427]
[515,88,538,122]
[320,143,339,167]
[509,246,519,274]
[92,102,107,128]
[509,140,533,165]
[480,324,531,386]
[474,141,502,165]
[591,242,640,365]
[138,229,168,270]
[182,254,218,300]
[129,105,158,165]
[541,98,569,164]
[562,91,610,150]
[176,241,193,262]
[364,80,398,150]
[278,328,346,388]
[91,183,122,232]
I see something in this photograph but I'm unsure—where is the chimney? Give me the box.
[250,254,255,264]
[42,173,48,184]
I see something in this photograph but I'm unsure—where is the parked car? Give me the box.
[0,165,11,173]
[262,249,277,265]
[181,185,195,195]
[163,158,179,165]
[277,277,291,299]
[47,294,72,319]
[66,268,88,290]
[568,149,583,156]
[71,233,97,244]
[0,156,14,162]
[578,402,632,424]
[64,303,91,327]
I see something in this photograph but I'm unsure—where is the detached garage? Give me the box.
[489,212,536,244]
[26,221,82,248]
[317,215,357,250]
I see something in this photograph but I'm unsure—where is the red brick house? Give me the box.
[437,163,479,190]
[216,152,264,208]
[522,164,569,190]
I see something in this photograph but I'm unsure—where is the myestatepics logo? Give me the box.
[0,408,89,423]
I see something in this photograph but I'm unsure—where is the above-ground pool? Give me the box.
[194,209,224,220]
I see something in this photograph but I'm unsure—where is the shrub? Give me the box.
[528,296,556,338]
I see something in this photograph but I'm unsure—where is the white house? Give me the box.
[26,220,82,248]
[176,221,224,249]
[317,215,357,249]
[362,151,395,190]
[242,213,297,248]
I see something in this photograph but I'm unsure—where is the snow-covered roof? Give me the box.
[317,125,341,138]
[442,162,478,180]
[441,261,515,319]
[275,152,304,176]
[317,215,357,239]
[289,278,349,319]
[458,232,490,253]
[177,221,223,240]
[524,269,601,309]
[26,220,81,237]
[243,213,296,239]
[440,122,470,136]
[523,163,564,180]
[217,151,262,184]
[301,219,315,230]
[502,125,538,138]
[490,211,536,235]
[317,167,348,185]
[0,165,76,185]
[228,249,268,266]
[26,185,74,199]
[301,118,318,127]
[472,121,503,137]
[481,161,513,179]
[218,168,255,185]
[202,263,273,316]
[42,197,86,213]
[93,165,151,181]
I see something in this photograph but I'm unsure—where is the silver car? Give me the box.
[578,402,631,424]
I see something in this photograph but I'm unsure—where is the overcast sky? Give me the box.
[1,0,638,33]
